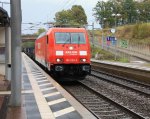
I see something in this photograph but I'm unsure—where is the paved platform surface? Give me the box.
[0,75,10,119]
[0,53,96,119]
[91,59,150,71]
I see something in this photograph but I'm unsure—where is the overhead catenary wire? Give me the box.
[21,0,99,34]
[64,0,77,9]
[52,0,66,13]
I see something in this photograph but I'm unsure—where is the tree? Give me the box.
[136,0,150,22]
[93,0,122,28]
[35,28,46,36]
[121,0,137,24]
[93,1,106,26]
[54,5,87,26]
[71,5,87,25]
[93,0,150,27]
[55,10,72,25]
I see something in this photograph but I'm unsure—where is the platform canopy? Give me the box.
[0,7,10,27]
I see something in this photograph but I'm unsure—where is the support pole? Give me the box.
[10,0,22,106]
[92,22,94,49]
[101,22,104,49]
[5,27,11,81]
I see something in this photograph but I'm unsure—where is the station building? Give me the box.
[0,7,10,75]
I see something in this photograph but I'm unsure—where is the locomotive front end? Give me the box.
[53,28,91,78]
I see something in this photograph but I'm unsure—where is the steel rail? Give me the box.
[78,81,146,119]
[91,70,150,96]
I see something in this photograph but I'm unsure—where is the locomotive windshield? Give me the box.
[55,32,86,44]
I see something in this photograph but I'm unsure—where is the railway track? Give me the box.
[91,69,150,96]
[62,70,150,119]
[63,80,147,119]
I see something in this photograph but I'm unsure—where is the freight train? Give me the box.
[27,27,91,80]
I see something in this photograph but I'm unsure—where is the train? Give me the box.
[26,27,91,80]
[23,47,35,59]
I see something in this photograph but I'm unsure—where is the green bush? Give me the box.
[22,41,35,48]
[132,23,150,39]
[91,45,115,60]
[118,57,129,63]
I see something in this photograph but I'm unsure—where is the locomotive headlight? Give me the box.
[69,46,74,50]
[80,51,87,56]
[82,59,86,62]
[80,58,86,62]
[56,58,63,63]
[57,59,61,62]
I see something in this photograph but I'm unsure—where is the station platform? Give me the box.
[91,59,150,71]
[1,53,96,119]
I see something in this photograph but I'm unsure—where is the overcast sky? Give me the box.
[1,0,103,34]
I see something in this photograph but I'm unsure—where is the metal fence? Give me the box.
[91,36,150,61]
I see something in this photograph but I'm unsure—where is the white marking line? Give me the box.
[31,72,42,74]
[0,91,10,95]
[22,90,33,94]
[35,77,47,80]
[37,79,48,83]
[44,92,60,98]
[23,53,55,119]
[53,107,75,118]
[32,72,42,74]
[0,90,33,95]
[48,98,66,106]
[41,87,56,92]
[32,74,43,76]
[33,75,45,77]
[39,83,51,87]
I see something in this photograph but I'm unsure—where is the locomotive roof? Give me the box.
[50,27,85,30]
[47,27,86,33]
[37,27,86,39]
[37,31,47,39]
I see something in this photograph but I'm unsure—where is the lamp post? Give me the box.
[112,13,121,27]
[101,18,106,49]
[85,23,95,49]
[85,23,103,58]
[111,13,121,60]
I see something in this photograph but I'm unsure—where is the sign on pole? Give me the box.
[120,40,128,48]
[110,28,116,34]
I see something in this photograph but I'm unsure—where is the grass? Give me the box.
[132,23,150,39]
[118,57,129,63]
[88,23,150,62]
[91,46,114,59]
[90,23,150,45]
[143,63,150,67]
[91,45,130,62]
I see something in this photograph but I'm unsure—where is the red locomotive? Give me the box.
[35,27,91,79]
